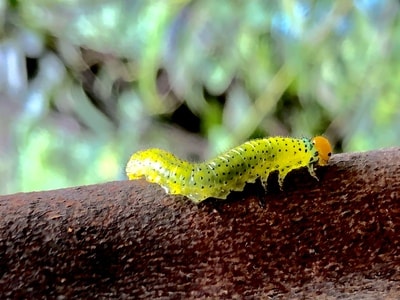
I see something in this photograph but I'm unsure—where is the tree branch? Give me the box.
[1,148,399,298]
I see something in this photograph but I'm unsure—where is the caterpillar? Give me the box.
[126,136,332,204]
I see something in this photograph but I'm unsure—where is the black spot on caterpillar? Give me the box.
[126,136,332,204]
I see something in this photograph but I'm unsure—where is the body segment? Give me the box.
[126,136,332,203]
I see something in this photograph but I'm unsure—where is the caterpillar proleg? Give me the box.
[126,136,332,203]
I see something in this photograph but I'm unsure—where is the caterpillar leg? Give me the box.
[307,164,319,181]
[256,178,268,207]
[261,178,268,193]
[277,172,287,190]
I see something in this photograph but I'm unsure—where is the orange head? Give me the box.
[312,136,332,166]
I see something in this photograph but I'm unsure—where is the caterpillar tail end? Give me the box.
[125,155,144,180]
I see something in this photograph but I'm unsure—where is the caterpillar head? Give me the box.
[312,136,332,166]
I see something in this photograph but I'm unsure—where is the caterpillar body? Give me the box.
[126,136,332,204]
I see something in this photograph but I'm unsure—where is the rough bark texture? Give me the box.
[0,148,399,299]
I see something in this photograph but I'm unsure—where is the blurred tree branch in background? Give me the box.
[0,0,399,194]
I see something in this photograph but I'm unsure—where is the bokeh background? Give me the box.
[1,0,399,195]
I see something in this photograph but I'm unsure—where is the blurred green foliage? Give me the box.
[0,0,399,194]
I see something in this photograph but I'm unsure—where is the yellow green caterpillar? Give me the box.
[126,136,332,204]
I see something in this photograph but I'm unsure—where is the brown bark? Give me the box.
[0,148,399,298]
